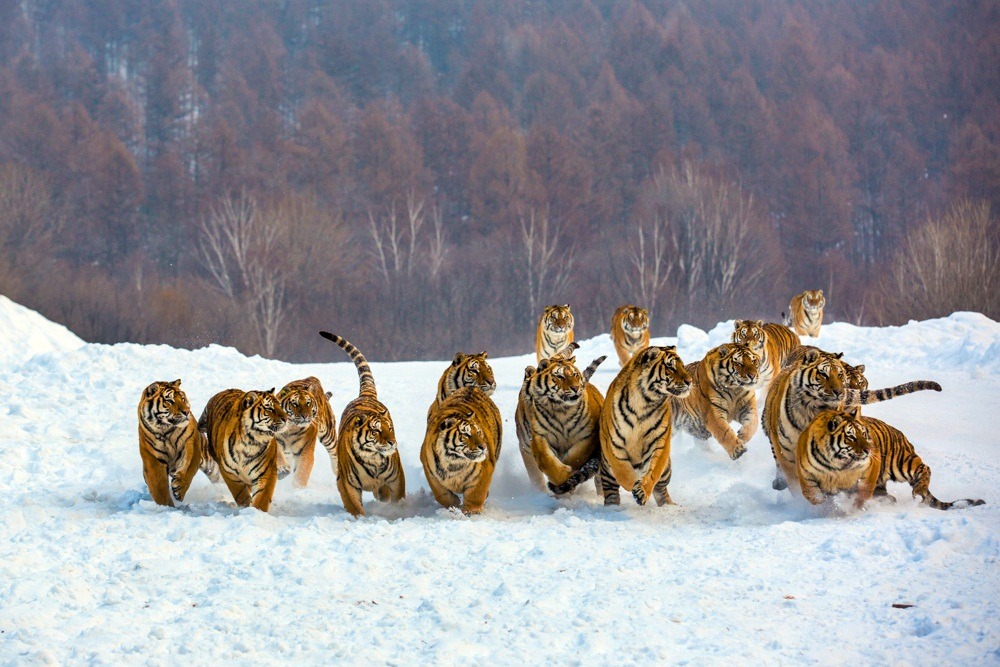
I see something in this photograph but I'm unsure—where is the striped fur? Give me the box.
[536,304,575,363]
[319,332,405,517]
[515,352,606,493]
[137,379,207,506]
[610,304,650,367]
[797,409,985,510]
[731,320,800,388]
[787,290,825,337]
[274,376,337,488]
[763,348,942,495]
[671,342,760,460]
[199,387,287,512]
[427,351,496,418]
[597,346,692,506]
[421,386,502,514]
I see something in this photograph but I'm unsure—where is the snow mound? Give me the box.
[0,294,85,366]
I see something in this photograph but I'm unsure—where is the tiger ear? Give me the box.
[818,290,824,296]
[170,379,182,387]
[452,353,466,366]
[325,391,333,399]
[802,349,822,364]
[639,347,661,364]
[563,304,570,309]
[717,343,731,356]
[523,366,535,381]
[354,415,364,427]
[827,414,842,431]
[480,351,488,358]
[243,392,258,408]
[831,352,844,360]
[754,320,763,327]
[641,308,648,317]
[145,384,159,396]
[846,406,862,418]
[538,359,552,370]
[733,321,742,331]
[854,364,865,374]
[439,416,456,430]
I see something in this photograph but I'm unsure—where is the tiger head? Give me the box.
[542,305,574,333]
[140,379,192,428]
[526,356,587,405]
[797,350,848,408]
[276,385,317,426]
[816,408,872,467]
[708,343,760,390]
[241,389,288,436]
[731,320,766,354]
[435,408,489,463]
[803,290,825,312]
[449,351,497,395]
[843,362,868,391]
[619,306,649,334]
[351,408,397,456]
[633,346,692,398]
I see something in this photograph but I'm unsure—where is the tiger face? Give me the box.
[353,410,397,456]
[843,362,868,391]
[798,352,848,408]
[731,320,766,354]
[637,346,692,398]
[241,389,288,436]
[277,386,317,425]
[452,352,497,395]
[141,380,192,427]
[803,290,825,312]
[620,306,649,334]
[712,343,760,389]
[821,410,872,467]
[529,357,586,405]
[438,411,489,462]
[543,305,574,333]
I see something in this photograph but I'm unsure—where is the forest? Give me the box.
[0,0,996,360]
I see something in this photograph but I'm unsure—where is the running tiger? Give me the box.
[670,343,760,460]
[536,304,575,362]
[610,304,650,367]
[319,331,405,517]
[731,320,800,388]
[786,290,826,337]
[274,377,337,488]
[597,346,692,506]
[516,349,606,493]
[421,386,502,515]
[762,348,942,495]
[138,379,207,507]
[427,351,496,418]
[796,408,985,510]
[199,387,287,512]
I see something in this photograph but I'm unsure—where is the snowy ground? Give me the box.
[1,297,998,664]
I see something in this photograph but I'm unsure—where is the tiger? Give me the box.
[138,379,207,507]
[420,386,502,515]
[670,342,761,460]
[596,345,692,506]
[515,349,607,494]
[319,331,405,517]
[536,304,575,363]
[786,290,826,337]
[273,377,337,488]
[731,320,800,388]
[610,304,650,367]
[762,347,942,495]
[796,408,985,510]
[426,351,497,419]
[198,387,288,512]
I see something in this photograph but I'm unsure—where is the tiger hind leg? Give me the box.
[653,463,674,507]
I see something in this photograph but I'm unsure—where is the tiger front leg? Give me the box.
[735,396,758,445]
[602,448,640,506]
[461,462,496,515]
[292,441,316,489]
[519,443,547,491]
[530,434,574,486]
[274,445,291,480]
[221,472,252,508]
[852,460,881,510]
[140,445,174,507]
[653,463,675,506]
[635,433,673,506]
[425,472,460,510]
[250,466,278,513]
[337,475,366,517]
[169,438,202,503]
[705,409,746,460]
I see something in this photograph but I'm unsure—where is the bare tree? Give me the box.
[0,164,64,258]
[879,199,999,322]
[517,208,576,318]
[197,190,287,357]
[624,215,673,314]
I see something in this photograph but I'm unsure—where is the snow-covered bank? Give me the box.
[1,299,997,664]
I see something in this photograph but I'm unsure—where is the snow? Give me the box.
[1,298,998,664]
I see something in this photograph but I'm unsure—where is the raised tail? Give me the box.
[547,454,601,496]
[319,331,377,399]
[582,355,607,382]
[845,380,942,406]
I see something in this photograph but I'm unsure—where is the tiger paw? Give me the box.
[632,482,648,506]
[729,443,747,460]
[277,464,291,480]
[772,477,788,491]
